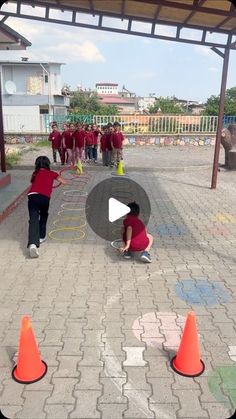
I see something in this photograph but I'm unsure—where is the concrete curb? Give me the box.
[0,185,29,224]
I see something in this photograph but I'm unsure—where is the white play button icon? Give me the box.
[108,198,130,223]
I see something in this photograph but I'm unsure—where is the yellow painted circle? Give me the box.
[49,228,85,241]
[53,217,87,229]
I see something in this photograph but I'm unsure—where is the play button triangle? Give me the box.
[109,198,130,222]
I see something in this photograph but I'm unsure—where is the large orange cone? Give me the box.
[12,316,47,384]
[170,311,205,377]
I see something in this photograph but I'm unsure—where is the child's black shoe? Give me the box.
[123,250,132,259]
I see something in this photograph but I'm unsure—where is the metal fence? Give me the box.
[3,113,236,134]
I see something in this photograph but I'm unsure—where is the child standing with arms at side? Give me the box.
[27,156,67,258]
[74,123,85,164]
[48,123,62,164]
[84,124,94,163]
[62,123,74,165]
[111,121,124,167]
[120,202,153,263]
[100,125,109,166]
[92,124,101,163]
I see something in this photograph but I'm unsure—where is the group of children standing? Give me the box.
[48,121,124,168]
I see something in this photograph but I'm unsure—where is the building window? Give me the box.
[45,75,48,83]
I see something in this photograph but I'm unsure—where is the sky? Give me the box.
[1,2,236,103]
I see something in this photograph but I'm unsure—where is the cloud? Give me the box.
[194,45,212,57]
[133,71,156,80]
[47,40,106,63]
[208,67,219,73]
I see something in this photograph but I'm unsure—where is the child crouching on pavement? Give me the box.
[27,156,67,259]
[120,201,153,263]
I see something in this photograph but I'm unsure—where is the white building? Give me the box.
[0,59,69,132]
[95,82,118,95]
[138,97,156,113]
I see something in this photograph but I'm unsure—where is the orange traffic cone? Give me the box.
[12,316,47,384]
[170,311,205,377]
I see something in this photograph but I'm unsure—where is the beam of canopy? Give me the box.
[0,0,235,48]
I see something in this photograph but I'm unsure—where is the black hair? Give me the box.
[127,201,140,216]
[113,121,121,127]
[31,156,51,183]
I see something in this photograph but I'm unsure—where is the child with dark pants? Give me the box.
[27,156,67,258]
[48,124,62,164]
[120,202,153,263]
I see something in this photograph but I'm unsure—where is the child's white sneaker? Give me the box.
[40,237,46,244]
[29,244,39,258]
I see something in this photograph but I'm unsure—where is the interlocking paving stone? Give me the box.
[0,146,236,418]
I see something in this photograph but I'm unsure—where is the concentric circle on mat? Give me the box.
[85,177,151,241]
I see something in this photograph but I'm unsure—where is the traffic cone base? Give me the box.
[171,356,205,377]
[12,360,47,384]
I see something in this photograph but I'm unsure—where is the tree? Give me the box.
[148,97,185,114]
[203,87,236,116]
[69,90,119,115]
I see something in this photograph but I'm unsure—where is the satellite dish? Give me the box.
[5,81,16,95]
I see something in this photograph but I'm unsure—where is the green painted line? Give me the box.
[208,367,236,409]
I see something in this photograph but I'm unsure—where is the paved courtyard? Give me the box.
[0,145,236,419]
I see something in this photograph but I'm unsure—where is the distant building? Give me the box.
[173,97,205,115]
[138,97,156,114]
[96,82,136,114]
[0,22,31,50]
[0,59,69,131]
[96,82,118,95]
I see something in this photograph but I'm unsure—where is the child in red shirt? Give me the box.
[62,123,75,165]
[100,125,109,166]
[27,156,67,258]
[48,123,62,164]
[92,124,100,163]
[120,202,153,263]
[74,123,85,164]
[84,124,94,162]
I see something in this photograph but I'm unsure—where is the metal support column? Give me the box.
[211,34,232,189]
[0,71,6,173]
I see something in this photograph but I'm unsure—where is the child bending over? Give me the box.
[120,202,153,263]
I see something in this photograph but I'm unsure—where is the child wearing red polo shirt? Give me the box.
[48,123,62,164]
[111,121,124,167]
[100,125,109,166]
[84,124,94,162]
[74,123,85,164]
[120,202,153,263]
[27,156,67,258]
[62,123,75,165]
[92,124,100,163]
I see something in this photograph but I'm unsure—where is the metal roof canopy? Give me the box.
[0,0,236,48]
[0,0,236,188]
